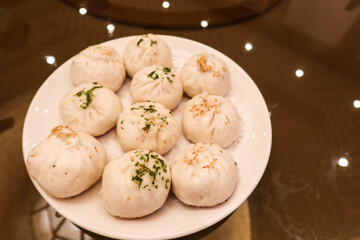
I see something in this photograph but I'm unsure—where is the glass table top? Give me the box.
[0,0,359,239]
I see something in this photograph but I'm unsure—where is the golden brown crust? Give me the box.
[49,125,78,140]
[197,55,213,72]
[189,95,221,118]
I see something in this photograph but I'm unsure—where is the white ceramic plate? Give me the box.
[22,35,272,240]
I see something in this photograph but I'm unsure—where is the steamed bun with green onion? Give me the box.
[116,101,180,154]
[123,34,172,77]
[60,82,123,136]
[130,66,183,110]
[100,149,171,218]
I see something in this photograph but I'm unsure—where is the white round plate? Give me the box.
[22,35,272,240]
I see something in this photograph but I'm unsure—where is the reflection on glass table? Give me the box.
[62,0,281,28]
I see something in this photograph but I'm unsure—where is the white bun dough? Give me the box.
[123,34,172,77]
[179,53,230,97]
[182,93,241,148]
[100,149,171,218]
[117,101,180,154]
[71,44,126,92]
[130,66,183,110]
[60,82,123,137]
[171,143,238,207]
[26,125,108,198]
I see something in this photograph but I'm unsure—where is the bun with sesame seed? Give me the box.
[182,93,242,148]
[179,53,230,97]
[170,143,238,207]
[71,44,126,92]
[25,125,108,198]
